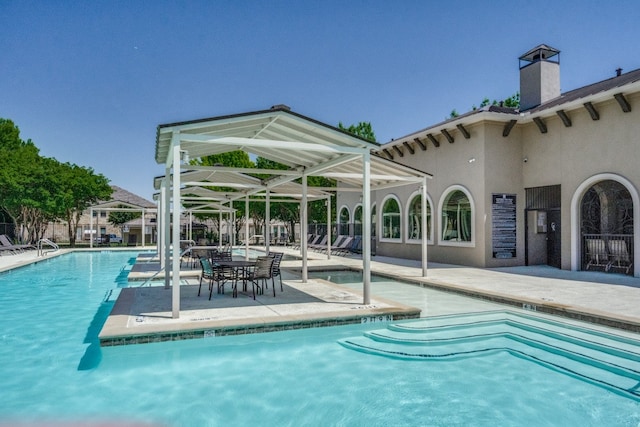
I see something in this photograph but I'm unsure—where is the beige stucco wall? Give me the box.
[521,92,640,270]
[337,89,638,271]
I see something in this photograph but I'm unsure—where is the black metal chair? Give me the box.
[269,252,284,292]
[247,256,274,299]
[198,258,218,298]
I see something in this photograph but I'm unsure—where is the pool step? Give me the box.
[338,310,640,399]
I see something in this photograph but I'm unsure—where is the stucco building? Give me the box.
[338,44,640,276]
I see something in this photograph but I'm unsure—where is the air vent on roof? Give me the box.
[271,104,291,111]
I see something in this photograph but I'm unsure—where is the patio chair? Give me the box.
[0,235,33,253]
[585,238,610,271]
[608,239,633,274]
[247,256,274,299]
[349,236,363,254]
[199,257,220,297]
[268,252,284,292]
[309,235,328,252]
[333,236,354,256]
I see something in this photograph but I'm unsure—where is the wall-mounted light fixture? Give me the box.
[468,157,476,163]
[523,156,528,163]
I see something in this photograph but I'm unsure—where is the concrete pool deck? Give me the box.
[1,246,639,344]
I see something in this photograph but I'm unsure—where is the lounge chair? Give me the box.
[608,239,633,274]
[309,235,328,251]
[0,235,34,253]
[333,236,354,256]
[585,238,610,271]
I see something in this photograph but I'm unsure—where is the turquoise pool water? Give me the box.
[1,252,639,426]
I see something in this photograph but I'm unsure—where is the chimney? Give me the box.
[616,68,623,77]
[519,44,561,110]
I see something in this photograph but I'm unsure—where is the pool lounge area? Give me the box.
[90,245,640,346]
[2,248,640,425]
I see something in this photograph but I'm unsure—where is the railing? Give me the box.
[139,245,194,287]
[582,234,634,275]
[37,238,59,256]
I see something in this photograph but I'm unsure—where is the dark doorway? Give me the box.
[546,210,561,268]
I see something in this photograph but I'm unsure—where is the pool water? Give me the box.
[1,252,639,426]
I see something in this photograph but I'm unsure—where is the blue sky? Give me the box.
[2,1,639,201]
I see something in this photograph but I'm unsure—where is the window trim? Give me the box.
[438,185,475,247]
[405,190,434,245]
[379,194,402,243]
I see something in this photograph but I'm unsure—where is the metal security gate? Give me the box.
[525,185,561,267]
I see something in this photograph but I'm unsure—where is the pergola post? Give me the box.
[141,208,146,247]
[301,173,308,283]
[156,201,162,257]
[163,174,171,289]
[171,141,181,319]
[326,196,331,259]
[244,194,249,261]
[265,189,271,255]
[362,150,371,305]
[421,177,428,276]
[89,208,94,248]
[218,210,222,249]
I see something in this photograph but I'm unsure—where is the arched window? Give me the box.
[439,187,474,245]
[353,204,363,236]
[381,196,401,240]
[338,206,350,236]
[406,192,432,242]
[580,179,634,274]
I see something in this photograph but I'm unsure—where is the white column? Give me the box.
[89,208,94,248]
[163,174,171,289]
[421,178,428,276]
[141,208,146,247]
[218,210,222,249]
[362,151,371,305]
[326,196,331,259]
[245,195,250,260]
[231,201,236,247]
[156,202,162,256]
[171,142,181,319]
[301,173,308,283]
[265,190,271,255]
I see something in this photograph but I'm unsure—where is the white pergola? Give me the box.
[88,200,151,248]
[154,106,431,318]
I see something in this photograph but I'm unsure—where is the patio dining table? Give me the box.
[214,259,257,298]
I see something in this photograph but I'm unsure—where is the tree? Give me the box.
[55,162,112,246]
[471,93,520,111]
[109,205,142,240]
[0,118,112,245]
[338,121,376,142]
[190,150,255,242]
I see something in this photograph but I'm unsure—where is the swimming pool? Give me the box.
[1,251,639,426]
